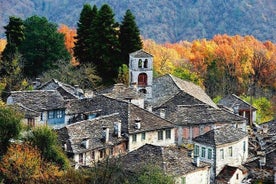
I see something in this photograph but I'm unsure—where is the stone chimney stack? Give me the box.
[102,127,109,143]
[160,109,165,119]
[193,156,200,167]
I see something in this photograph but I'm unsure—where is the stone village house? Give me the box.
[64,95,175,153]
[6,90,66,128]
[120,144,211,184]
[193,125,249,183]
[218,94,257,126]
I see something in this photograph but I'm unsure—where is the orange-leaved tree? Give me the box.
[58,24,78,65]
[0,143,63,183]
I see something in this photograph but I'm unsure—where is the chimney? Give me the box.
[81,138,89,149]
[32,78,41,88]
[117,122,121,138]
[160,109,165,119]
[193,156,200,167]
[114,122,121,138]
[102,127,109,143]
[135,117,141,129]
[233,104,240,115]
[146,105,152,112]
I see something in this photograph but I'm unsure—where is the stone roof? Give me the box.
[129,49,153,58]
[260,119,276,135]
[121,144,209,176]
[37,78,84,99]
[193,125,248,146]
[66,95,174,134]
[218,94,257,111]
[7,90,65,111]
[168,104,246,125]
[12,103,40,118]
[151,74,218,109]
[216,165,248,184]
[99,83,144,101]
[56,113,127,154]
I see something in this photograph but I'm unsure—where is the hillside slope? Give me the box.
[1,0,275,43]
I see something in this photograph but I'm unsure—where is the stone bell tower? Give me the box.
[129,49,153,100]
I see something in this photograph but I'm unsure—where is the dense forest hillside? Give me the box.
[1,0,276,43]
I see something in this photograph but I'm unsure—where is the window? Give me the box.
[194,145,199,156]
[208,148,212,159]
[236,174,239,180]
[40,113,43,121]
[158,130,163,140]
[132,134,137,142]
[220,149,224,160]
[229,146,233,157]
[201,147,206,158]
[138,59,142,68]
[243,141,246,152]
[138,73,147,86]
[165,129,171,139]
[91,151,94,160]
[144,59,148,68]
[79,153,83,164]
[27,118,35,127]
[48,111,54,119]
[100,149,105,158]
[141,132,146,141]
[56,110,63,118]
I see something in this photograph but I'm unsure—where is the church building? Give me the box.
[129,49,153,100]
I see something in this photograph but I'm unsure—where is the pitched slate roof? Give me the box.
[12,103,40,118]
[56,113,126,154]
[193,125,248,146]
[151,74,218,109]
[129,49,153,58]
[218,94,257,111]
[168,104,246,125]
[37,78,84,99]
[100,83,144,101]
[216,165,248,184]
[7,90,65,111]
[66,95,174,134]
[121,144,209,176]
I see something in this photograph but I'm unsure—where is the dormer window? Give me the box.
[138,59,142,68]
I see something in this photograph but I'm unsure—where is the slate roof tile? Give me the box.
[168,104,246,125]
[218,94,257,111]
[129,49,153,58]
[193,125,248,146]
[151,74,218,109]
[121,144,210,176]
[56,113,126,154]
[8,90,65,111]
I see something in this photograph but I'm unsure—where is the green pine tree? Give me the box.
[19,15,70,78]
[74,4,98,65]
[119,9,143,65]
[94,4,120,83]
[1,16,24,75]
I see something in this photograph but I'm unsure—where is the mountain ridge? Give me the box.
[1,0,275,43]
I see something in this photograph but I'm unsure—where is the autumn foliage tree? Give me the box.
[58,24,77,65]
[0,104,22,156]
[0,143,63,183]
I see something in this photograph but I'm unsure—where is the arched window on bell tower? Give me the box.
[144,59,148,68]
[138,59,143,68]
[138,73,147,86]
